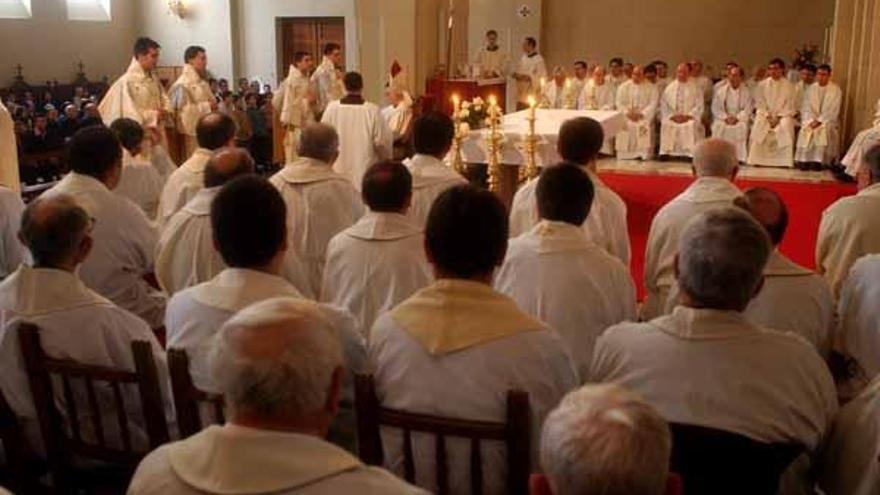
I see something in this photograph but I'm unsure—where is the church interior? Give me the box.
[1,0,880,494]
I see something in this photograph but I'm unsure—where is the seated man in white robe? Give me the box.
[832,255,880,398]
[156,148,255,295]
[795,64,842,170]
[110,118,165,220]
[321,161,431,336]
[841,98,880,177]
[748,58,797,168]
[130,298,423,495]
[369,185,577,494]
[793,64,816,125]
[0,195,171,453]
[269,123,364,298]
[578,66,616,112]
[817,145,880,298]
[642,139,741,320]
[711,66,753,163]
[659,63,705,159]
[615,65,660,160]
[607,58,628,94]
[157,112,236,228]
[571,61,590,99]
[404,112,467,228]
[495,164,636,378]
[592,207,838,462]
[819,375,880,495]
[320,71,393,189]
[44,127,165,329]
[746,65,768,99]
[0,186,26,280]
[169,46,218,160]
[532,384,678,495]
[540,66,570,109]
[273,51,315,164]
[511,118,631,264]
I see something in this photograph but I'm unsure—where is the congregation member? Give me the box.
[816,144,880,298]
[269,123,364,298]
[321,72,393,189]
[748,58,797,168]
[22,113,63,153]
[157,112,236,228]
[130,298,422,495]
[473,30,509,78]
[58,103,80,139]
[592,207,838,464]
[321,161,431,336]
[0,186,26,280]
[540,66,569,109]
[273,51,315,164]
[44,126,165,329]
[841,98,880,177]
[369,185,577,494]
[169,45,217,159]
[496,164,636,378]
[642,138,741,320]
[615,64,660,160]
[513,37,547,110]
[110,118,165,220]
[659,62,705,159]
[510,117,631,265]
[0,194,171,453]
[795,64,842,170]
[711,66,753,162]
[0,98,19,193]
[532,384,679,495]
[311,42,346,117]
[833,254,880,397]
[404,112,467,227]
[155,148,255,296]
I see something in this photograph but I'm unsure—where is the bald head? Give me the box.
[693,138,738,179]
[204,147,255,187]
[196,112,236,150]
[20,194,92,269]
[735,187,788,246]
[297,123,339,164]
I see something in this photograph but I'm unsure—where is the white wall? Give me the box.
[232,0,359,86]
[0,0,135,85]
[136,0,235,82]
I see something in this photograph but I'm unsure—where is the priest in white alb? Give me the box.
[472,30,509,78]
[311,42,345,117]
[273,52,315,164]
[795,64,842,168]
[841,98,880,177]
[578,66,617,154]
[0,187,25,281]
[510,118,631,265]
[110,118,165,220]
[615,65,659,160]
[748,58,797,167]
[512,37,547,110]
[539,67,570,109]
[832,255,880,399]
[659,63,705,158]
[495,165,636,379]
[321,162,431,336]
[320,72,393,190]
[711,66,753,162]
[0,98,19,193]
[169,46,217,160]
[381,62,413,143]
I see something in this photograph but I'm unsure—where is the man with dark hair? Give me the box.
[156,148,255,295]
[273,50,315,163]
[44,126,165,329]
[513,37,547,110]
[0,194,172,454]
[404,111,466,227]
[608,57,627,91]
[748,57,797,167]
[572,60,590,96]
[157,112,236,228]
[312,42,345,115]
[110,117,164,219]
[322,161,431,332]
[796,64,842,170]
[270,123,364,298]
[321,71,393,189]
[473,29,509,78]
[510,117,631,264]
[99,37,172,178]
[170,45,217,159]
[369,184,577,494]
[496,164,635,378]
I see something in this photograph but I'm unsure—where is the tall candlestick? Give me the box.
[450,94,466,176]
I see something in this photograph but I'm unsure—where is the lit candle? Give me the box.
[451,94,460,116]
[540,77,546,91]
[528,95,536,119]
[489,94,497,116]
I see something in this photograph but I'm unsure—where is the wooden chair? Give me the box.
[669,422,803,495]
[167,348,225,439]
[354,374,530,495]
[17,323,170,493]
[0,390,47,493]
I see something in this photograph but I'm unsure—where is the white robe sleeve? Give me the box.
[373,108,394,161]
[819,87,842,124]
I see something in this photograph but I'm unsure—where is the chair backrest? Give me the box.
[354,374,530,495]
[669,422,803,495]
[0,389,40,493]
[167,348,225,438]
[17,323,170,478]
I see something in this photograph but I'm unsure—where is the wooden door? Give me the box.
[276,17,346,84]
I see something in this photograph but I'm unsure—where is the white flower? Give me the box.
[459,122,471,134]
[459,109,470,119]
[461,101,471,109]
[473,104,483,112]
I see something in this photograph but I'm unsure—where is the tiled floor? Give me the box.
[597,157,839,184]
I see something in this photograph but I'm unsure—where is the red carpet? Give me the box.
[598,170,858,301]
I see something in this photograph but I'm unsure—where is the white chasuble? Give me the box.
[748,77,797,167]
[320,100,393,190]
[841,99,880,177]
[615,80,659,160]
[273,65,314,163]
[0,101,19,192]
[795,82,842,164]
[659,80,705,158]
[711,84,754,162]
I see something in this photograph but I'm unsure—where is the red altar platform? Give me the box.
[424,76,507,115]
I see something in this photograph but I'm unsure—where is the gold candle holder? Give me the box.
[486,95,503,193]
[450,94,467,176]
[519,96,540,184]
[564,78,577,109]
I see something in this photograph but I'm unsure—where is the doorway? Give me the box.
[275,17,345,84]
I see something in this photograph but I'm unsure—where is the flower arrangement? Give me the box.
[458,97,497,130]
